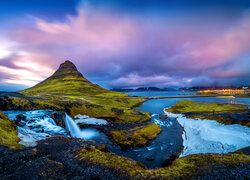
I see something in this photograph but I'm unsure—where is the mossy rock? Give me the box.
[110,123,161,147]
[75,145,250,179]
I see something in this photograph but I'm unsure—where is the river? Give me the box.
[3,91,250,168]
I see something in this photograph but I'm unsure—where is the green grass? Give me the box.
[76,146,146,177]
[76,145,250,179]
[0,110,23,149]
[110,123,161,147]
[63,96,151,124]
[167,100,248,114]
[20,61,123,97]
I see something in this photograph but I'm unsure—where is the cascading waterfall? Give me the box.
[65,113,83,138]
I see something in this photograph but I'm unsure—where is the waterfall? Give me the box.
[65,113,82,138]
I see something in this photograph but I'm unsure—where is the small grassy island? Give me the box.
[110,123,161,147]
[166,100,250,127]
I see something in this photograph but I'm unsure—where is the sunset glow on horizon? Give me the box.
[0,0,249,91]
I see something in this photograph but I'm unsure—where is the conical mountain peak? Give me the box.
[21,60,112,96]
[58,60,77,71]
[51,60,83,79]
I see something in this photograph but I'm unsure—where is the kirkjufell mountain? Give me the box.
[21,60,117,96]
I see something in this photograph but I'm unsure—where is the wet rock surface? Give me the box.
[49,111,66,128]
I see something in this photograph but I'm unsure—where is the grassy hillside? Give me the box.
[0,60,154,147]
[0,110,22,149]
[21,60,124,97]
[14,60,150,124]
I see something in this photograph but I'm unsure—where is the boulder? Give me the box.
[159,114,168,120]
[146,155,155,161]
[50,111,66,128]
[16,114,26,121]
[14,121,26,127]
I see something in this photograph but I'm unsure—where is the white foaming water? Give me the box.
[65,113,82,137]
[3,110,101,146]
[164,110,250,157]
[65,113,99,139]
[74,114,107,125]
[3,110,68,147]
[17,127,50,147]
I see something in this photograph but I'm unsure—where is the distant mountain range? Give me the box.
[111,87,177,92]
[180,85,249,91]
[112,85,249,92]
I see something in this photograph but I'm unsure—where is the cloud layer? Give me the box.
[0,1,250,90]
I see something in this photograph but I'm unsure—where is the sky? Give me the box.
[0,0,250,91]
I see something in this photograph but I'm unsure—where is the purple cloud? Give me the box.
[0,4,249,89]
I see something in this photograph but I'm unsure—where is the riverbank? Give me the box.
[165,100,249,127]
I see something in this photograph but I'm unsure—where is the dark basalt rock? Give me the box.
[14,121,25,127]
[49,111,66,128]
[0,136,121,180]
[146,155,155,161]
[16,114,26,121]
[163,152,180,166]
[159,114,168,120]
[0,136,249,179]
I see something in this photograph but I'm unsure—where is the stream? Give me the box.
[2,91,250,169]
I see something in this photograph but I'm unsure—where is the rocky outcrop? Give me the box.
[49,111,66,129]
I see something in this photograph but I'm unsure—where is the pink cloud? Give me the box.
[0,6,249,88]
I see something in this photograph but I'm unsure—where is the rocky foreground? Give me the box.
[0,136,249,180]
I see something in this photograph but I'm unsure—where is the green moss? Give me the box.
[9,97,32,108]
[110,123,161,147]
[32,99,63,110]
[167,100,248,114]
[76,146,250,179]
[69,96,150,124]
[0,110,23,149]
[137,153,250,179]
[76,146,146,177]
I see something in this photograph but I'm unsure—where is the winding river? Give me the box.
[3,91,250,168]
